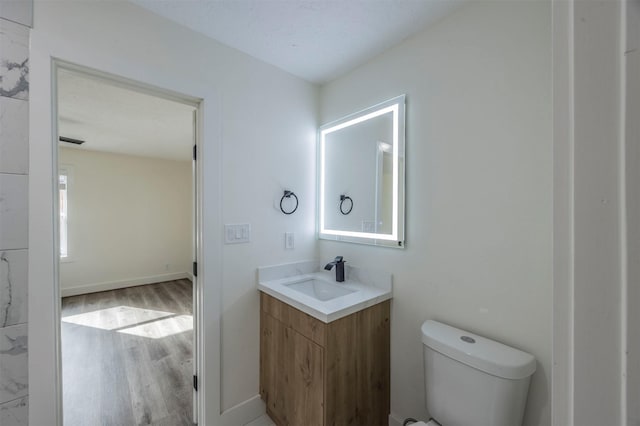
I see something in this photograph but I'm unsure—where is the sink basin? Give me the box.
[286,279,355,301]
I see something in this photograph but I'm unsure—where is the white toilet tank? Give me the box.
[421,320,536,426]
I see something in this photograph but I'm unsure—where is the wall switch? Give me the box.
[224,224,251,244]
[285,232,294,249]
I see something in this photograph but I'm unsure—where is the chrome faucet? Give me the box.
[324,256,345,282]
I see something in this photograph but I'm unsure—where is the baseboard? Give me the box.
[220,394,265,426]
[61,272,190,297]
[220,397,400,426]
[389,412,404,426]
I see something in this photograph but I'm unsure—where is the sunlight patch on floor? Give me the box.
[118,314,193,339]
[62,305,193,338]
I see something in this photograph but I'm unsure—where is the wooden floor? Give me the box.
[61,279,194,426]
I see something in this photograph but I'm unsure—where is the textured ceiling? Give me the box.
[131,0,465,84]
[57,1,464,160]
[58,69,195,161]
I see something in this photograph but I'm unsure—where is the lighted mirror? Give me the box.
[318,95,405,248]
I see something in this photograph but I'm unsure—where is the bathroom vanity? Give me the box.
[258,261,392,426]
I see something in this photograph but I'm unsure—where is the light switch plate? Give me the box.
[224,224,251,244]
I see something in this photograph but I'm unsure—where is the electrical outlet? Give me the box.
[285,232,294,249]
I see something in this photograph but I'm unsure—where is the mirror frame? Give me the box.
[317,94,406,248]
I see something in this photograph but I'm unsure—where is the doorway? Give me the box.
[53,64,201,425]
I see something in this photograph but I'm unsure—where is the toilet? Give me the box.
[411,320,536,426]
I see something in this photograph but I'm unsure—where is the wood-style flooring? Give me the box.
[61,279,194,426]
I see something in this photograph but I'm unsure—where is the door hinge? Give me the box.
[193,375,198,391]
[193,261,198,277]
[193,145,197,161]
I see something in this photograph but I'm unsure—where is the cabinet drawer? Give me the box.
[260,292,326,347]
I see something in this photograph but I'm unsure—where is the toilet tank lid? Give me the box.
[421,320,536,380]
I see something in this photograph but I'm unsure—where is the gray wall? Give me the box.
[0,1,31,424]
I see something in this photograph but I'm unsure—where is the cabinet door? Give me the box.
[325,301,390,426]
[287,330,324,426]
[261,312,324,426]
[261,312,287,421]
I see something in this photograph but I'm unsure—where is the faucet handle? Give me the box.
[333,256,344,263]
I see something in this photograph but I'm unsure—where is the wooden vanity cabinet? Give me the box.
[260,292,390,426]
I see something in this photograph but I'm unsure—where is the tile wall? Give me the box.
[0,2,31,424]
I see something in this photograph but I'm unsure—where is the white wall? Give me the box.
[571,2,624,424]
[551,1,573,423]
[319,2,552,425]
[29,2,318,424]
[58,148,192,296]
[552,1,626,424]
[627,1,640,423]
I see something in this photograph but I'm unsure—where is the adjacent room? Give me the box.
[56,69,197,425]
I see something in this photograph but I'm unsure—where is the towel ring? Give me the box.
[280,190,298,215]
[339,195,353,215]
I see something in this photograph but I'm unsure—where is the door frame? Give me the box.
[50,59,205,424]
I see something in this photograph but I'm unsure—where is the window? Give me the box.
[59,169,69,258]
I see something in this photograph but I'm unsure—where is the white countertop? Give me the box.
[257,261,392,323]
